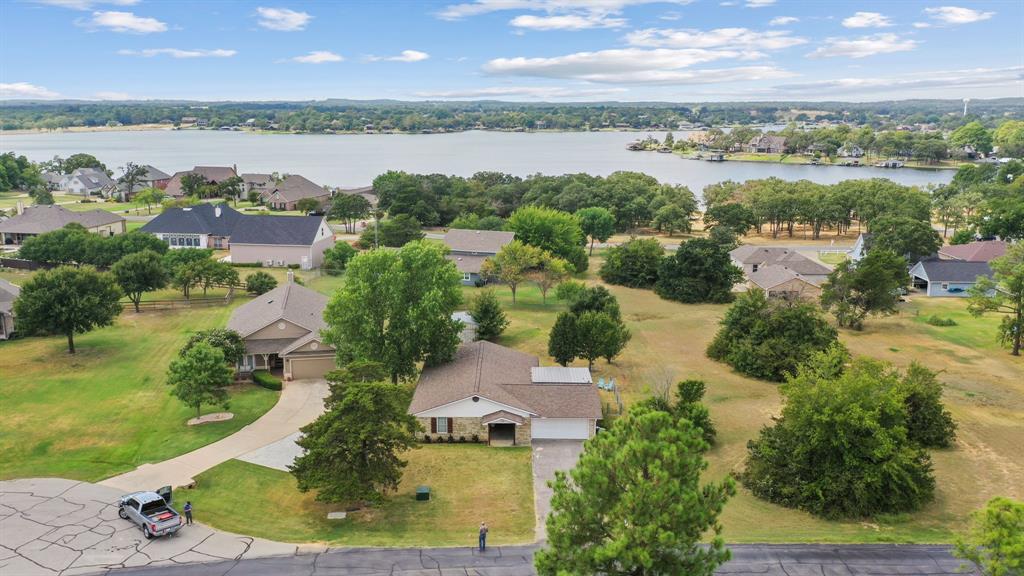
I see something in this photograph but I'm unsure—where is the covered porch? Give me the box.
[482,411,527,447]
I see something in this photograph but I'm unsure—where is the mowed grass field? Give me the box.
[468,254,1024,543]
[184,445,535,547]
[0,304,280,482]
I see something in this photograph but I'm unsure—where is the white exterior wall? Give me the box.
[415,397,531,419]
[154,232,210,249]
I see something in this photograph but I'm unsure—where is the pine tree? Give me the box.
[470,289,509,342]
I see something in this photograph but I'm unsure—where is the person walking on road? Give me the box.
[478,522,488,552]
[183,501,193,525]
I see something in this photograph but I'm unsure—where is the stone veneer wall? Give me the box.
[417,416,534,446]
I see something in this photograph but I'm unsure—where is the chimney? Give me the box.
[215,205,222,218]
[16,200,24,215]
[287,270,294,284]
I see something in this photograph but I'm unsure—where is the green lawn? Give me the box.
[817,252,848,265]
[0,305,280,482]
[185,445,535,546]
[472,255,1024,543]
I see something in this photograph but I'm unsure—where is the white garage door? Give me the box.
[531,418,592,440]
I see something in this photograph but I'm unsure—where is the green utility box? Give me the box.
[416,486,430,501]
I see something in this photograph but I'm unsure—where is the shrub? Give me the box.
[252,369,282,391]
[599,237,664,288]
[925,315,957,327]
[471,434,480,443]
[245,271,278,295]
[424,435,432,444]
[655,237,743,304]
[459,436,466,443]
[323,242,357,276]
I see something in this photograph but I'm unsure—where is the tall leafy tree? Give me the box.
[820,250,909,330]
[323,241,463,382]
[291,371,421,504]
[322,242,357,275]
[599,236,664,288]
[573,310,630,369]
[166,341,234,419]
[117,162,147,201]
[742,348,937,519]
[111,249,167,312]
[470,289,509,342]
[652,204,692,236]
[13,265,122,354]
[703,203,756,235]
[507,205,588,272]
[480,240,542,303]
[329,193,372,233]
[531,252,570,304]
[296,197,322,213]
[655,237,743,304]
[575,207,615,256]
[899,363,957,448]
[870,215,942,263]
[968,243,1024,355]
[62,153,107,175]
[536,406,735,576]
[950,121,994,155]
[180,328,246,365]
[133,187,166,215]
[954,497,1024,576]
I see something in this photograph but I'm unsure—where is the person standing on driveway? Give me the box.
[183,501,193,525]
[478,522,488,552]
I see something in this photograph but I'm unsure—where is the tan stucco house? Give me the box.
[409,341,602,446]
[229,215,335,269]
[746,266,822,300]
[0,204,126,246]
[227,278,336,381]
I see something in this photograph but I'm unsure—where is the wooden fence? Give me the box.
[123,296,235,311]
[0,258,55,271]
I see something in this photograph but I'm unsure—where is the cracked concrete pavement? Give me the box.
[1,478,979,576]
[0,478,298,576]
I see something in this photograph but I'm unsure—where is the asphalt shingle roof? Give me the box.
[228,215,326,246]
[226,282,328,338]
[0,205,124,235]
[730,246,832,276]
[444,229,515,254]
[139,203,243,236]
[265,175,329,203]
[747,265,821,290]
[938,241,1008,263]
[914,260,993,283]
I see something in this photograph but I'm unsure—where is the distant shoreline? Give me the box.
[1,125,686,137]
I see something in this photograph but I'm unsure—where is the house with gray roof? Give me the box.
[59,168,115,196]
[164,166,238,197]
[226,276,335,380]
[409,340,601,445]
[746,134,787,154]
[730,246,832,285]
[0,205,125,246]
[910,259,994,297]
[229,215,335,269]
[746,265,822,301]
[443,228,516,285]
[0,278,20,340]
[241,173,275,195]
[260,175,331,211]
[140,203,243,249]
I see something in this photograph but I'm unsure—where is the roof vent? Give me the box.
[215,205,222,218]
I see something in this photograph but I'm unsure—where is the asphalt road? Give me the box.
[88,544,976,576]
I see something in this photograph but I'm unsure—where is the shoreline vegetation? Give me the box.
[1,124,706,136]
[673,150,965,171]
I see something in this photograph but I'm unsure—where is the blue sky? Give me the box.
[1,0,1021,102]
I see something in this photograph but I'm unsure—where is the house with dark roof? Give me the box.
[409,340,601,446]
[730,246,832,285]
[746,134,787,154]
[443,229,516,285]
[0,204,125,245]
[938,240,1008,263]
[139,203,244,249]
[336,185,378,207]
[909,259,994,297]
[226,277,335,380]
[259,175,331,211]
[241,173,275,195]
[164,166,238,197]
[746,265,822,300]
[229,215,335,269]
[0,278,20,340]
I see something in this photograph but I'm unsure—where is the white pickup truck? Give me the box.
[118,486,183,539]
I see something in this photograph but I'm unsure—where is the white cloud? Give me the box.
[719,1,736,5]
[437,0,692,20]
[94,91,131,100]
[625,27,806,50]
[765,66,1023,97]
[87,10,166,33]
[842,12,892,28]
[414,86,629,98]
[34,0,137,10]
[0,82,61,100]
[808,33,918,59]
[510,13,626,30]
[659,11,681,21]
[924,6,994,24]
[365,50,430,62]
[256,7,312,31]
[118,48,237,58]
[769,16,798,26]
[291,50,343,64]
[745,0,775,8]
[483,48,793,84]
[912,22,931,28]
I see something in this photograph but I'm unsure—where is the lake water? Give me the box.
[0,129,953,191]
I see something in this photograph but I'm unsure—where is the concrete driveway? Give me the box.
[100,379,328,492]
[530,440,583,540]
[0,478,298,576]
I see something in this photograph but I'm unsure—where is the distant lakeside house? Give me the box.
[0,204,125,246]
[0,278,20,340]
[58,168,115,196]
[443,229,515,285]
[140,203,335,269]
[910,260,994,297]
[164,166,238,198]
[409,340,602,446]
[259,174,332,211]
[227,276,336,381]
[745,134,787,154]
[241,173,275,196]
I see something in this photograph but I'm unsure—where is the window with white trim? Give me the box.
[462,273,471,282]
[436,417,449,434]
